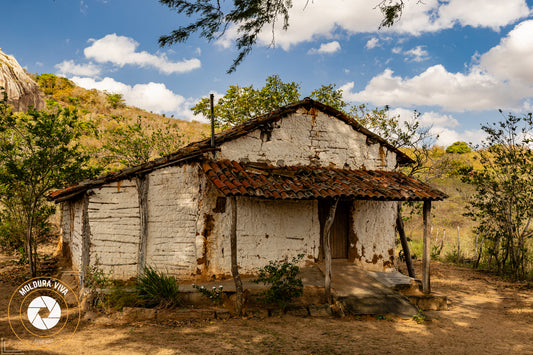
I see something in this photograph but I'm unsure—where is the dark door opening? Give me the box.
[331,201,350,259]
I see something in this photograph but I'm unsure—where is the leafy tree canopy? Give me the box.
[0,92,99,275]
[446,141,471,154]
[463,112,533,279]
[158,0,406,73]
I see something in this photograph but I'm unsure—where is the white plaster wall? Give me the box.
[61,200,84,272]
[220,108,396,170]
[351,200,397,271]
[146,164,202,276]
[87,180,140,279]
[209,197,320,275]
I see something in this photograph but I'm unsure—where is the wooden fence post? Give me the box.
[396,202,415,278]
[231,197,243,315]
[422,200,431,294]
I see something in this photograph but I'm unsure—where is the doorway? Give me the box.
[319,200,351,260]
[331,201,350,259]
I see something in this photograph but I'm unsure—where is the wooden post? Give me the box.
[136,175,149,276]
[231,197,244,315]
[81,194,91,287]
[323,198,339,304]
[396,202,415,278]
[422,200,431,294]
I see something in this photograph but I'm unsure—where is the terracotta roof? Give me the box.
[50,98,414,202]
[202,160,447,201]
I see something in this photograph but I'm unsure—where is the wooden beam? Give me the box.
[136,175,149,276]
[81,195,91,287]
[323,198,339,304]
[396,202,415,278]
[422,200,431,294]
[231,196,244,315]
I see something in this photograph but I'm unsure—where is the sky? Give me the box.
[3,0,533,147]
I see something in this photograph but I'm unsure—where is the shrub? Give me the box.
[253,254,304,310]
[137,265,181,308]
[192,284,224,305]
[446,141,471,154]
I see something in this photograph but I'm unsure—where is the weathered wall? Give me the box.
[60,199,84,272]
[87,180,140,279]
[145,164,203,277]
[351,200,397,271]
[219,107,397,170]
[206,195,321,276]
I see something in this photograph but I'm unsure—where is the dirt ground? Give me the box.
[0,250,532,355]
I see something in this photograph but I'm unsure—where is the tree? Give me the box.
[0,93,98,276]
[158,0,406,73]
[99,115,186,168]
[106,93,126,109]
[464,112,533,279]
[446,141,471,154]
[191,74,300,128]
[309,84,348,111]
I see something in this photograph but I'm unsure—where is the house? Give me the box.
[50,98,446,284]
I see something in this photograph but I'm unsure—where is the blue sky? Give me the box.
[3,0,533,146]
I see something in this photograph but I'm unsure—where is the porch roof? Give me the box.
[201,160,447,201]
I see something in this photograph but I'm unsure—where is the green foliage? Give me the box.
[463,112,533,279]
[99,116,185,167]
[137,265,181,309]
[85,258,113,290]
[106,93,125,109]
[309,84,348,111]
[412,309,426,324]
[36,73,75,100]
[159,0,405,72]
[253,254,304,310]
[446,141,472,154]
[0,92,99,276]
[192,75,300,128]
[105,284,142,311]
[192,284,224,305]
[159,0,293,73]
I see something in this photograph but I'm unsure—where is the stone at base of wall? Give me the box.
[104,304,334,323]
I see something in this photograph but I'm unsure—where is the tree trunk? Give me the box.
[396,202,415,278]
[323,198,339,304]
[422,201,431,294]
[26,208,36,277]
[230,197,243,315]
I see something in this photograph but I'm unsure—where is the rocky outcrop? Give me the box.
[0,49,44,112]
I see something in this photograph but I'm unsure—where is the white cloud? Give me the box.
[389,108,459,128]
[480,20,533,85]
[340,66,529,112]
[365,38,379,49]
[308,41,341,54]
[392,47,402,54]
[436,0,531,31]
[430,127,486,147]
[55,60,101,77]
[84,34,201,74]
[71,76,199,120]
[218,0,530,50]
[404,46,429,62]
[387,107,482,146]
[341,19,533,113]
